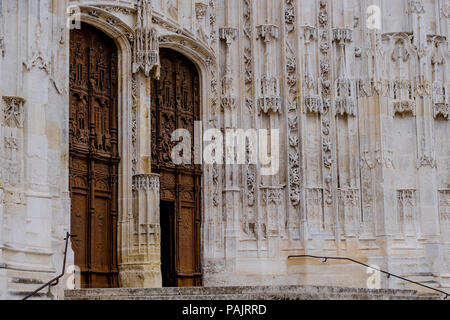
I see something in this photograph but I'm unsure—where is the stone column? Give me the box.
[119,174,161,288]
[118,0,162,288]
[219,0,240,273]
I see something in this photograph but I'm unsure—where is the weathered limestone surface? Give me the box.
[64,285,440,300]
[0,0,449,299]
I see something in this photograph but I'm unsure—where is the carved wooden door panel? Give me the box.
[152,48,202,287]
[69,24,119,288]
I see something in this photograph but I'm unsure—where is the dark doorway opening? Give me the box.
[161,201,176,287]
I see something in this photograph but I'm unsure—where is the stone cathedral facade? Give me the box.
[0,0,449,299]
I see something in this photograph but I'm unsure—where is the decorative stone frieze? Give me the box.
[332,28,353,43]
[2,96,25,128]
[260,185,285,206]
[256,24,279,43]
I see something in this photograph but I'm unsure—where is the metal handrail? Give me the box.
[288,254,449,300]
[23,232,76,300]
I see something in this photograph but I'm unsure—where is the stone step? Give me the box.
[65,293,438,301]
[65,285,435,301]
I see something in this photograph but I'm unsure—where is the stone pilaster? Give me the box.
[119,174,161,288]
[219,0,240,273]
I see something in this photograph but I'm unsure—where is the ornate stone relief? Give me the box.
[442,0,450,18]
[158,33,215,63]
[256,24,279,43]
[126,173,161,287]
[301,26,323,115]
[333,28,356,117]
[335,78,356,116]
[132,173,160,191]
[131,75,138,174]
[133,0,160,78]
[23,51,51,74]
[432,63,449,120]
[433,102,449,120]
[219,27,238,112]
[409,0,425,14]
[99,5,133,15]
[256,17,280,116]
[212,164,220,207]
[2,96,25,128]
[360,158,375,236]
[260,184,286,238]
[260,185,285,206]
[242,0,256,215]
[219,27,238,46]
[285,0,301,208]
[319,0,336,235]
[375,142,395,169]
[397,189,417,236]
[417,137,436,169]
[166,0,178,20]
[439,190,450,223]
[393,99,416,116]
[258,75,281,115]
[339,188,361,237]
[1,96,25,188]
[391,79,415,117]
[195,2,208,20]
[306,188,323,234]
[333,28,353,43]
[132,174,160,234]
[195,2,208,43]
[205,57,219,116]
[208,0,218,45]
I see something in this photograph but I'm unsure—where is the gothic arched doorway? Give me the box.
[151,48,202,287]
[69,23,120,288]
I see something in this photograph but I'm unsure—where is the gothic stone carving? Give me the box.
[133,0,160,78]
[2,96,25,128]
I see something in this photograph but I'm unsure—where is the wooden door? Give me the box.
[69,24,119,288]
[151,48,202,287]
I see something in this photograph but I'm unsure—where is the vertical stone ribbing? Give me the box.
[283,0,301,240]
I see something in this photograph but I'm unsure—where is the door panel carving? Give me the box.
[152,49,202,287]
[69,24,119,288]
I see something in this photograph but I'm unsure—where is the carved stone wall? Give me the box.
[0,0,449,298]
